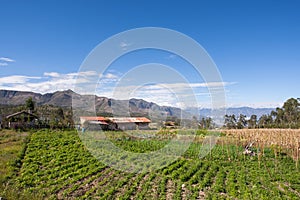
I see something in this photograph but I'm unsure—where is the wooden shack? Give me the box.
[5,110,39,129]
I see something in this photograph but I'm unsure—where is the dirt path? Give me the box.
[166,179,175,200]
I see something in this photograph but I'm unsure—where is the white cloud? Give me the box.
[0,71,120,95]
[77,71,98,77]
[166,54,177,59]
[0,75,41,84]
[0,57,15,62]
[120,41,131,50]
[104,73,118,79]
[44,72,60,77]
[124,82,234,91]
[94,81,232,108]
[0,71,233,109]
[188,82,235,88]
[44,71,98,78]
[0,63,8,66]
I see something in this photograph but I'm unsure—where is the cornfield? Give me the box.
[221,129,300,166]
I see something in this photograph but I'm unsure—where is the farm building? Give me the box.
[79,116,109,130]
[79,116,151,130]
[4,110,39,129]
[108,117,151,130]
[80,116,107,125]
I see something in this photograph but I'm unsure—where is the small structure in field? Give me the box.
[243,142,256,156]
[5,110,39,129]
[79,116,151,130]
[149,122,159,130]
[164,121,178,129]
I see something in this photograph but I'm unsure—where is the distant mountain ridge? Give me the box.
[0,89,275,120]
[0,89,74,107]
[0,89,186,120]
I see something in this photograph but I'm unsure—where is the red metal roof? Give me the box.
[80,116,151,123]
[88,120,108,125]
[80,116,106,121]
[108,117,151,123]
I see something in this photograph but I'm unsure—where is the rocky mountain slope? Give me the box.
[0,89,186,120]
[0,89,274,120]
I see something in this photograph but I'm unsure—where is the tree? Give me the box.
[282,98,299,128]
[57,107,64,121]
[258,114,273,128]
[270,98,300,128]
[248,114,257,129]
[222,97,300,129]
[224,114,237,129]
[25,97,35,111]
[199,117,213,129]
[48,107,66,129]
[274,107,284,127]
[237,114,247,129]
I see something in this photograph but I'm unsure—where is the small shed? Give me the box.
[164,121,177,129]
[5,110,39,129]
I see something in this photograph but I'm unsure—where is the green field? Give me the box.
[1,129,300,199]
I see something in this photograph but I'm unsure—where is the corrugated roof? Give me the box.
[88,120,108,125]
[80,116,151,123]
[6,110,38,119]
[80,116,106,121]
[108,117,151,123]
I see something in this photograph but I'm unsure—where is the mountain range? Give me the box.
[0,89,185,120]
[0,89,274,120]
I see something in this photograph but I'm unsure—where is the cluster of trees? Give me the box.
[224,98,300,129]
[37,105,74,129]
[199,117,214,129]
[31,98,74,129]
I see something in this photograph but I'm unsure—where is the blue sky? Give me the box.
[0,0,299,108]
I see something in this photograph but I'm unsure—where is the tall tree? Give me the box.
[248,114,257,129]
[57,107,64,120]
[237,114,247,129]
[200,117,213,129]
[274,107,284,127]
[224,114,237,129]
[258,114,273,128]
[282,98,300,127]
[25,97,35,111]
